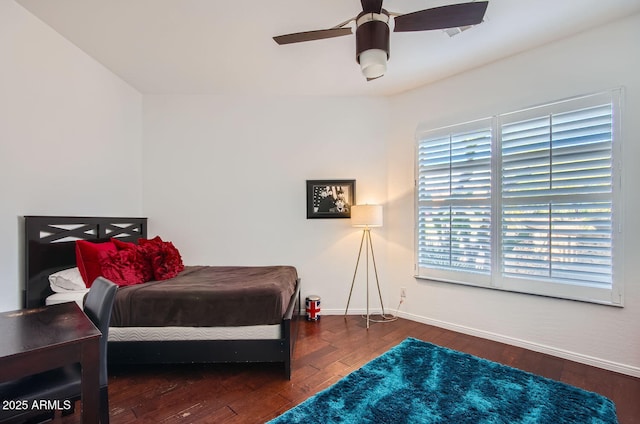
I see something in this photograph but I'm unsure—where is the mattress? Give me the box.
[108,324,281,342]
[46,288,283,342]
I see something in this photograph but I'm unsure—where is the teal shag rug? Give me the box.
[268,338,617,424]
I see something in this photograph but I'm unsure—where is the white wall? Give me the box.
[0,1,143,311]
[387,13,640,376]
[142,94,389,313]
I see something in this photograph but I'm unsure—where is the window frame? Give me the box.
[414,89,623,306]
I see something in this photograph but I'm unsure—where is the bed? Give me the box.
[23,216,301,379]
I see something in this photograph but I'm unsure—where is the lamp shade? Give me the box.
[351,205,383,228]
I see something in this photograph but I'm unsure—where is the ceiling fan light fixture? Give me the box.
[359,48,387,79]
[355,11,390,80]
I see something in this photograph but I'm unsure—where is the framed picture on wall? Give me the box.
[306,180,356,219]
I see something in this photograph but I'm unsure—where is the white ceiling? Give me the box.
[15,0,640,96]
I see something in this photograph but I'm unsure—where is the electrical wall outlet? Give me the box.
[400,287,407,298]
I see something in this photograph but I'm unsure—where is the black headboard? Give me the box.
[24,216,147,308]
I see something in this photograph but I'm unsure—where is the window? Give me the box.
[415,90,623,305]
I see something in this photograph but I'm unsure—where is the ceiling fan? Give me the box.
[273,0,488,80]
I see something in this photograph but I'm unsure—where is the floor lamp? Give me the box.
[344,204,387,329]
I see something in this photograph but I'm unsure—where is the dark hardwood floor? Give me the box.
[58,316,639,423]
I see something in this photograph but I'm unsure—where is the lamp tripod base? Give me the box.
[344,228,396,329]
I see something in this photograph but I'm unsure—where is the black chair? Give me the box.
[0,277,117,424]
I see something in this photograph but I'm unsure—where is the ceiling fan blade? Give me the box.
[361,0,383,14]
[394,1,488,32]
[273,27,352,45]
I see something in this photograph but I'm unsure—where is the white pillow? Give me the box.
[49,267,87,292]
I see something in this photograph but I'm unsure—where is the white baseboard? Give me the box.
[328,309,640,378]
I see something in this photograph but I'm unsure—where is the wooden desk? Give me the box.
[0,302,101,424]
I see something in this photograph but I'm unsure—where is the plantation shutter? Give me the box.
[499,101,614,292]
[415,90,622,305]
[416,120,493,284]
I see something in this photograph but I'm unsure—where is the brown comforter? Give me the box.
[110,265,298,327]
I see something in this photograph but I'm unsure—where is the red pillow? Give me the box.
[98,249,147,287]
[75,240,117,287]
[138,236,184,280]
[111,238,136,250]
[111,238,154,282]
